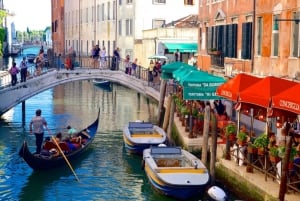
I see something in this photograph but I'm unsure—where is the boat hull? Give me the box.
[19,110,100,171]
[143,146,210,200]
[123,121,167,155]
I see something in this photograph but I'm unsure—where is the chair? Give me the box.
[59,142,70,153]
[43,141,57,150]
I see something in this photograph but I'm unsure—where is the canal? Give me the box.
[0,51,241,201]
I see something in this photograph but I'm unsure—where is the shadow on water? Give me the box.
[18,148,94,201]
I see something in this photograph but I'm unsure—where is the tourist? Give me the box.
[9,62,19,86]
[132,58,138,76]
[67,125,77,137]
[29,109,49,154]
[99,46,106,69]
[19,57,28,82]
[174,49,180,62]
[112,47,120,70]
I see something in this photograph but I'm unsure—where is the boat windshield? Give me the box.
[150,147,182,155]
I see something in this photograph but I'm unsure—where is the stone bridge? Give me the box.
[0,68,163,116]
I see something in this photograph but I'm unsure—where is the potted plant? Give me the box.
[247,142,257,154]
[225,123,236,141]
[237,131,248,146]
[269,147,280,163]
[253,133,269,155]
[208,48,221,55]
[278,145,297,169]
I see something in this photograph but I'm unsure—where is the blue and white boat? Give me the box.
[142,146,210,200]
[123,121,167,155]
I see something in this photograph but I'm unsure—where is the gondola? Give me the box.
[19,110,100,171]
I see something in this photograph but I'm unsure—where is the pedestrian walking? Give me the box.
[29,109,49,154]
[9,62,20,86]
[19,57,28,82]
[99,47,106,69]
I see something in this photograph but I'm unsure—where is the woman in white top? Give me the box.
[99,47,106,69]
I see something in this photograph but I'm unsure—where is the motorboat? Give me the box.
[142,145,210,200]
[92,79,110,87]
[123,121,167,155]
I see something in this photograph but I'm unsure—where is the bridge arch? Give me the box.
[0,69,160,116]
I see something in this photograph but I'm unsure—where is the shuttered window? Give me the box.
[273,15,279,56]
[292,12,300,57]
[257,17,262,56]
[241,22,252,59]
[207,24,237,58]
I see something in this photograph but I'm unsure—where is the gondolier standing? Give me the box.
[29,109,49,154]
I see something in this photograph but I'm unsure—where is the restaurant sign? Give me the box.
[274,99,300,114]
[183,87,222,100]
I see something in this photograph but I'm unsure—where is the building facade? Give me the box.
[51,0,65,56]
[61,0,198,63]
[198,0,300,79]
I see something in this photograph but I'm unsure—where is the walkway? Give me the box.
[173,115,300,201]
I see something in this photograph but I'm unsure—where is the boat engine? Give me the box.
[207,186,227,201]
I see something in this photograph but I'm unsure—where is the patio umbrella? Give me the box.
[216,73,262,102]
[272,83,300,114]
[239,76,297,108]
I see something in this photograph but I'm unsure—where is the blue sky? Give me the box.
[5,0,51,31]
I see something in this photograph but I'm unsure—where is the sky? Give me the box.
[4,0,51,31]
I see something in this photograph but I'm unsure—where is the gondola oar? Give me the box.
[51,136,80,182]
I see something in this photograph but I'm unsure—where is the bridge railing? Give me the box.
[0,55,153,88]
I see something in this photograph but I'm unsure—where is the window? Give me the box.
[86,8,88,23]
[107,2,110,20]
[101,4,105,21]
[153,0,166,4]
[207,24,238,58]
[127,0,133,3]
[272,15,279,56]
[126,19,133,35]
[97,5,100,22]
[113,1,116,20]
[184,0,194,5]
[256,17,262,56]
[119,20,122,35]
[153,19,165,28]
[292,12,300,57]
[241,22,252,59]
[119,0,122,5]
[91,6,94,23]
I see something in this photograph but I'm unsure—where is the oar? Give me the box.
[51,136,80,182]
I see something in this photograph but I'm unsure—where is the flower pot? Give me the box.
[257,148,265,156]
[227,133,236,142]
[237,139,247,146]
[269,155,280,163]
[247,146,257,154]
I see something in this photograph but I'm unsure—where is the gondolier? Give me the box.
[29,109,49,154]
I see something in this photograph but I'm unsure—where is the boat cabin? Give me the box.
[129,122,154,134]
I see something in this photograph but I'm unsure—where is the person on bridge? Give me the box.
[9,62,20,86]
[19,57,28,82]
[29,109,49,154]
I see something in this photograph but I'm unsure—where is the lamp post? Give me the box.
[273,18,300,33]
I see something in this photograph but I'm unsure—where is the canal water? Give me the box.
[0,51,241,201]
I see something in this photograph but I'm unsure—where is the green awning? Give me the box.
[175,70,226,100]
[173,66,197,81]
[163,42,198,53]
[161,62,194,74]
[161,72,173,80]
[161,62,196,80]
[180,71,225,87]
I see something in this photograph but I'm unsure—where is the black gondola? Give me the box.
[19,110,100,171]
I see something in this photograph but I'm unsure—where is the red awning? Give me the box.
[272,84,300,114]
[216,73,261,101]
[239,76,297,108]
